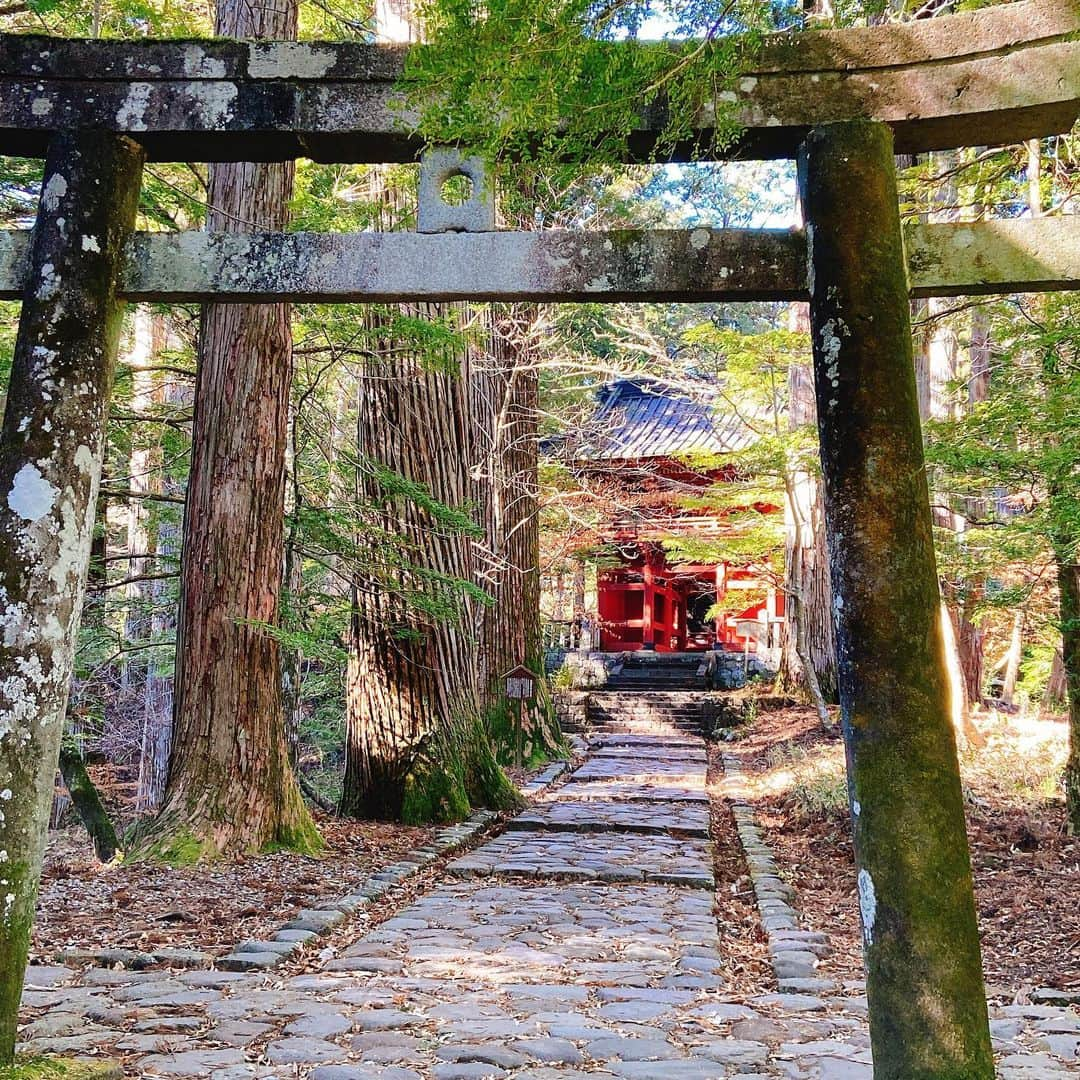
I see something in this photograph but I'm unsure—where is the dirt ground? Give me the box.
[707,745,774,995]
[30,755,573,965]
[724,701,1080,997]
[32,808,433,963]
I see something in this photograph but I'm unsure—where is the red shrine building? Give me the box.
[555,377,784,656]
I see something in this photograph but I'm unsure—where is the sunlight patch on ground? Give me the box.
[963,711,1068,808]
[737,711,1068,820]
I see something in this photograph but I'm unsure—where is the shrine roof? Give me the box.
[570,378,754,462]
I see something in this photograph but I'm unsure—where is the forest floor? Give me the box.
[32,801,433,963]
[31,754,576,965]
[724,699,1080,996]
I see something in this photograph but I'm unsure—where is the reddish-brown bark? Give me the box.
[135,0,318,859]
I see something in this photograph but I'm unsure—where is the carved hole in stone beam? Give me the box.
[417,149,495,234]
[440,171,473,207]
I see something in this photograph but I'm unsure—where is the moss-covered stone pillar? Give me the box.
[798,120,993,1080]
[0,132,144,1064]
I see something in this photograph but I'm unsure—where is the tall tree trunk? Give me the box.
[123,308,177,812]
[777,326,837,702]
[940,596,985,748]
[800,120,992,1080]
[123,308,158,677]
[340,307,518,822]
[281,397,306,769]
[1000,610,1024,706]
[911,149,985,745]
[1045,648,1067,711]
[136,377,182,812]
[473,308,562,765]
[133,0,318,860]
[968,303,991,406]
[281,527,305,769]
[1057,555,1080,834]
[783,474,831,727]
[58,745,119,863]
[339,1,517,822]
[572,559,587,648]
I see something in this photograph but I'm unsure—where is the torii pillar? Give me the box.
[0,132,144,1062]
[798,120,993,1079]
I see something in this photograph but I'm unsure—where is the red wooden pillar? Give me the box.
[675,589,687,652]
[642,554,656,651]
[714,563,727,646]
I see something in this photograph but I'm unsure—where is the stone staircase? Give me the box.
[605,651,705,690]
[587,691,707,737]
[555,653,722,737]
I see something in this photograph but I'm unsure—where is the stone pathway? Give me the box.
[17,724,1080,1078]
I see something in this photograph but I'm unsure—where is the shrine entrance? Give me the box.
[596,551,781,655]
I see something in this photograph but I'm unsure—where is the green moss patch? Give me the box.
[0,1056,122,1080]
[400,714,522,825]
[124,827,208,867]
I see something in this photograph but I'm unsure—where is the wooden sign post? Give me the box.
[504,665,537,768]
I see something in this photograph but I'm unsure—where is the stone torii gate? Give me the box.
[0,1,1078,1075]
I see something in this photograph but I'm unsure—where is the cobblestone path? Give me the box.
[18,726,1080,1078]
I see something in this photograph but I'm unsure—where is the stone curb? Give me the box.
[214,752,578,973]
[720,751,836,996]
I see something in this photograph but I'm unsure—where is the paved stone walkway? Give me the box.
[17,725,1080,1078]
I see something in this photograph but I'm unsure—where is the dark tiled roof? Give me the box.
[574,378,753,461]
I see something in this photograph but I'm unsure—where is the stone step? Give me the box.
[590,733,705,748]
[591,706,703,715]
[590,692,711,704]
[590,723,703,734]
[591,713,702,723]
[509,799,711,838]
[446,830,715,889]
[591,715,702,725]
[590,746,707,761]
[607,681,703,691]
[590,726,702,734]
[565,781,709,803]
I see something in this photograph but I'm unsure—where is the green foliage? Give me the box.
[762,742,848,821]
[406,0,793,168]
[0,0,209,41]
[924,291,1080,695]
[0,302,18,391]
[549,663,575,691]
[664,323,812,575]
[367,459,483,538]
[293,163,415,233]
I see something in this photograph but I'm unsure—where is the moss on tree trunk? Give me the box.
[1055,555,1080,835]
[0,132,144,1066]
[400,713,520,825]
[57,746,119,863]
[799,120,993,1080]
